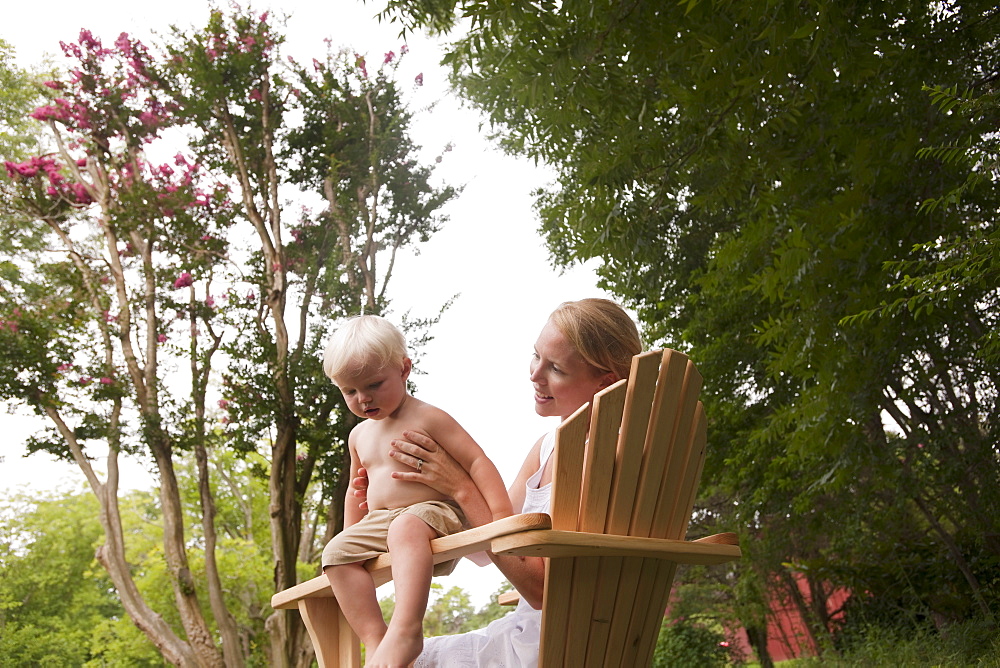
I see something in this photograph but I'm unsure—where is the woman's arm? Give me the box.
[390,431,548,608]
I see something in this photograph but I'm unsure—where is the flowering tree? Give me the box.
[1,7,454,666]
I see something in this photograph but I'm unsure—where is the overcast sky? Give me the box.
[1,1,616,606]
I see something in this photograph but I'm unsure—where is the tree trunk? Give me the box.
[152,439,225,668]
[744,624,773,668]
[195,440,246,667]
[268,423,306,668]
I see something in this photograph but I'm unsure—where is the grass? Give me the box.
[772,619,1000,668]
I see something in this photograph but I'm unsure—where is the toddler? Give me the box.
[321,315,512,667]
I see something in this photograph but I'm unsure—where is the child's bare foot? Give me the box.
[365,622,423,667]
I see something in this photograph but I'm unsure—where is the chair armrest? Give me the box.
[270,513,552,610]
[490,530,741,565]
[497,591,521,606]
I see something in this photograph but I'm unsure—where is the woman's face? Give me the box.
[529,320,614,421]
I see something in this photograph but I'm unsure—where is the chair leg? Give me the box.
[298,597,361,668]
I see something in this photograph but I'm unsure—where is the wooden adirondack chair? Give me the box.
[270,349,741,667]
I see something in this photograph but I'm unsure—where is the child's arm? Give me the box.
[343,428,366,529]
[421,410,513,521]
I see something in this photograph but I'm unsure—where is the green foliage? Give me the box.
[383,0,1000,639]
[846,83,1000,364]
[823,618,1000,667]
[652,617,733,668]
[378,582,514,638]
[2,5,455,663]
[0,451,277,666]
[0,490,140,665]
[0,38,43,162]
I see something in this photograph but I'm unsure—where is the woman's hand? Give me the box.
[351,467,369,511]
[389,430,473,499]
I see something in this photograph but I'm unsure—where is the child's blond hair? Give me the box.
[323,315,408,382]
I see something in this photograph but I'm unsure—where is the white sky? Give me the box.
[1,1,615,607]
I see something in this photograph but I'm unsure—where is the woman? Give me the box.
[355,298,642,667]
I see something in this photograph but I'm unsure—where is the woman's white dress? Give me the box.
[414,431,556,668]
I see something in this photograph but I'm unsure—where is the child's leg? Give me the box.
[366,513,436,667]
[325,563,388,655]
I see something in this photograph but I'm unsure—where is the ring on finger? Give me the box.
[417,458,423,472]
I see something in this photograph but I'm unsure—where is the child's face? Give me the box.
[334,358,411,420]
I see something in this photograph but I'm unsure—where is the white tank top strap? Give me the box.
[522,431,555,515]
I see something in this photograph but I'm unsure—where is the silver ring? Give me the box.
[417,458,423,472]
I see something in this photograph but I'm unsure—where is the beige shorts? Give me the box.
[321,499,466,576]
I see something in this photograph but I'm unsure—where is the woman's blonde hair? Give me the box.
[549,298,642,381]
[323,315,407,382]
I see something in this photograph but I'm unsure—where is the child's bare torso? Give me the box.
[354,397,450,511]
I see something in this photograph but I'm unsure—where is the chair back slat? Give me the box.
[579,379,627,533]
[668,403,708,538]
[628,349,690,537]
[605,351,662,535]
[549,404,590,531]
[655,397,705,539]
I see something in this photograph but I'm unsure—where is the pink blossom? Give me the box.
[414,72,423,86]
[57,363,73,372]
[157,334,167,343]
[30,101,70,122]
[70,183,92,204]
[260,11,269,22]
[383,50,395,64]
[218,399,230,409]
[206,295,216,309]
[400,45,409,55]
[42,80,63,89]
[79,376,92,386]
[138,110,160,127]
[99,377,113,385]
[355,54,368,78]
[173,272,194,288]
[249,88,262,101]
[5,160,38,178]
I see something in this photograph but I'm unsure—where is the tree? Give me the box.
[0,491,133,665]
[0,38,42,162]
[0,452,276,666]
[1,6,455,666]
[379,0,1000,641]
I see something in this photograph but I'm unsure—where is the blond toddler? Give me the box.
[321,315,512,667]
